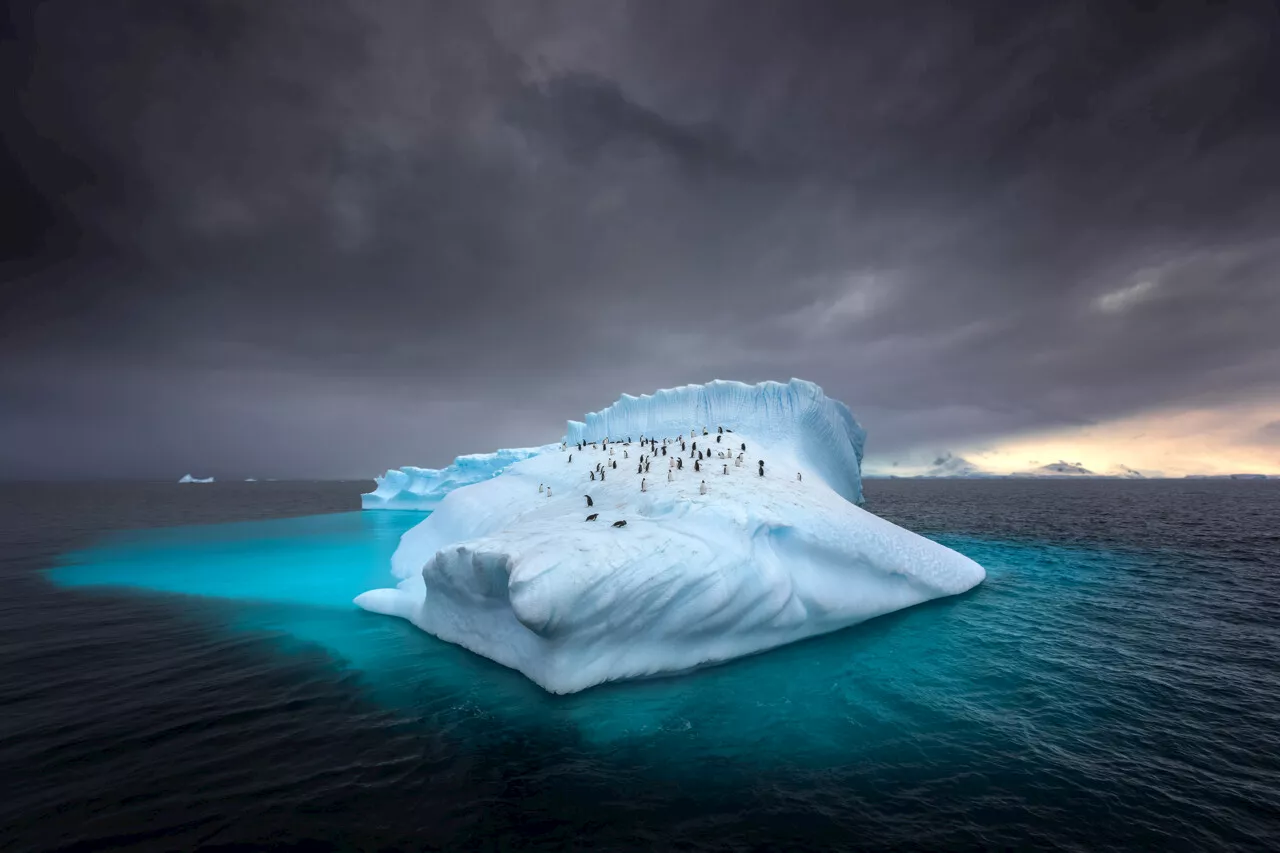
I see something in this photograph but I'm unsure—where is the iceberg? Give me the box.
[356,379,986,694]
[177,474,214,483]
[363,447,550,510]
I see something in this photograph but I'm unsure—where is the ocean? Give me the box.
[2,479,1278,851]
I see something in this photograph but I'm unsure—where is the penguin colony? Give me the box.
[561,428,806,529]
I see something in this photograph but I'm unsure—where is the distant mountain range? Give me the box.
[889,455,1276,480]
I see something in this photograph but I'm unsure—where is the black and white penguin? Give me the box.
[600,469,606,481]
[645,461,651,473]
[590,471,595,481]
[667,470,673,482]
[538,483,544,493]
[661,445,667,455]
[694,460,701,472]
[741,442,747,452]
[758,460,765,477]
[723,464,728,475]
[586,513,598,521]
[641,478,647,492]
[692,441,697,451]
[612,520,627,528]
[612,460,617,469]
[585,495,594,507]
[678,458,683,470]
[638,463,643,474]
[699,480,708,495]
[568,454,572,463]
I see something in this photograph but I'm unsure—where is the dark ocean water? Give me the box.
[3,479,1279,851]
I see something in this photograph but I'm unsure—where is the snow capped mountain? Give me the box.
[916,452,1000,478]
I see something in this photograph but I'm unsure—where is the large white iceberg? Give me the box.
[356,379,985,694]
[178,474,214,483]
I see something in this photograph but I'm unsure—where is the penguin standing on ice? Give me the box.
[677,458,683,470]
[723,464,728,475]
[600,469,606,481]
[694,460,701,472]
[741,442,746,452]
[538,483,544,493]
[661,445,667,456]
[624,450,629,459]
[585,495,594,507]
[612,460,617,469]
[735,456,742,467]
[698,450,703,460]
[667,470,673,481]
[692,441,697,451]
[681,442,686,452]
[645,461,651,473]
[716,435,721,443]
[638,462,643,474]
[546,486,553,497]
[758,460,765,477]
[699,480,708,495]
[797,472,802,482]
[590,471,595,481]
[641,478,647,492]
[568,454,573,463]
[718,426,723,434]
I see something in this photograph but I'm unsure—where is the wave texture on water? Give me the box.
[2,479,1279,850]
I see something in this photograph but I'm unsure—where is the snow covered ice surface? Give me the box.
[356,379,986,694]
[363,448,550,510]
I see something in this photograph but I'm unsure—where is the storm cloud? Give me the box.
[3,0,1279,478]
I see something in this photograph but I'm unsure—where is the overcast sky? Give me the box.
[3,0,1279,479]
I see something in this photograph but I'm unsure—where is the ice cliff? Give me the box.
[363,447,550,510]
[356,379,985,694]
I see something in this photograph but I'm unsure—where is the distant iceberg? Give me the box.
[177,474,214,484]
[356,379,986,694]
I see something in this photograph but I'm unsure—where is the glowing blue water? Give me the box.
[36,483,1280,849]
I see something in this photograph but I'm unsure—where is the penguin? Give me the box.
[585,495,594,507]
[681,442,686,452]
[645,461,651,473]
[610,447,614,456]
[661,445,667,456]
[716,434,721,443]
[698,450,703,460]
[612,460,617,469]
[723,464,728,475]
[678,458,683,470]
[585,513,598,521]
[669,457,675,468]
[624,450,629,459]
[797,472,802,482]
[741,443,746,452]
[638,463,643,474]
[735,456,742,468]
[546,486,553,497]
[590,471,595,481]
[600,469,606,481]
[699,480,708,495]
[703,427,708,435]
[568,454,573,463]
[539,483,544,493]
[641,478,647,492]
[667,470,673,482]
[758,460,765,477]
[695,460,701,472]
[692,441,697,451]
[612,520,627,528]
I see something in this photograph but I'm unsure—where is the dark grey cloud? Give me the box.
[3,0,1279,478]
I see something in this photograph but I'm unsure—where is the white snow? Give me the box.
[178,474,214,483]
[363,447,551,510]
[356,379,985,694]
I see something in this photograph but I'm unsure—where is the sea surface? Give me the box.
[2,479,1278,851]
